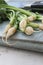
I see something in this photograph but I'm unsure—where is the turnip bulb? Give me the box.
[25,26,34,35]
[39,24,43,30]
[6,26,16,39]
[27,15,36,22]
[19,19,27,32]
[4,24,12,34]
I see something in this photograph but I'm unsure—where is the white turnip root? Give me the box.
[6,26,16,40]
[25,26,34,35]
[19,19,27,32]
[4,24,12,34]
[27,15,36,23]
[2,26,17,44]
[39,24,43,30]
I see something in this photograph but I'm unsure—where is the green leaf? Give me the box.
[0,0,7,4]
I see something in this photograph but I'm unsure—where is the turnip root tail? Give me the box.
[2,36,12,46]
[2,33,10,46]
[2,34,6,43]
[34,30,42,32]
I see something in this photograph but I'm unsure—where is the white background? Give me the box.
[0,46,43,65]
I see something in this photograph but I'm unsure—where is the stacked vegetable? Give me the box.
[0,0,43,43]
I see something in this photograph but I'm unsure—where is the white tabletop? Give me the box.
[0,46,43,65]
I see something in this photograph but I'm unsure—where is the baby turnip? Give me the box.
[39,24,43,30]
[27,15,36,22]
[6,26,16,39]
[3,10,15,34]
[4,23,12,34]
[2,26,16,43]
[25,26,34,35]
[19,19,27,32]
[6,23,18,40]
